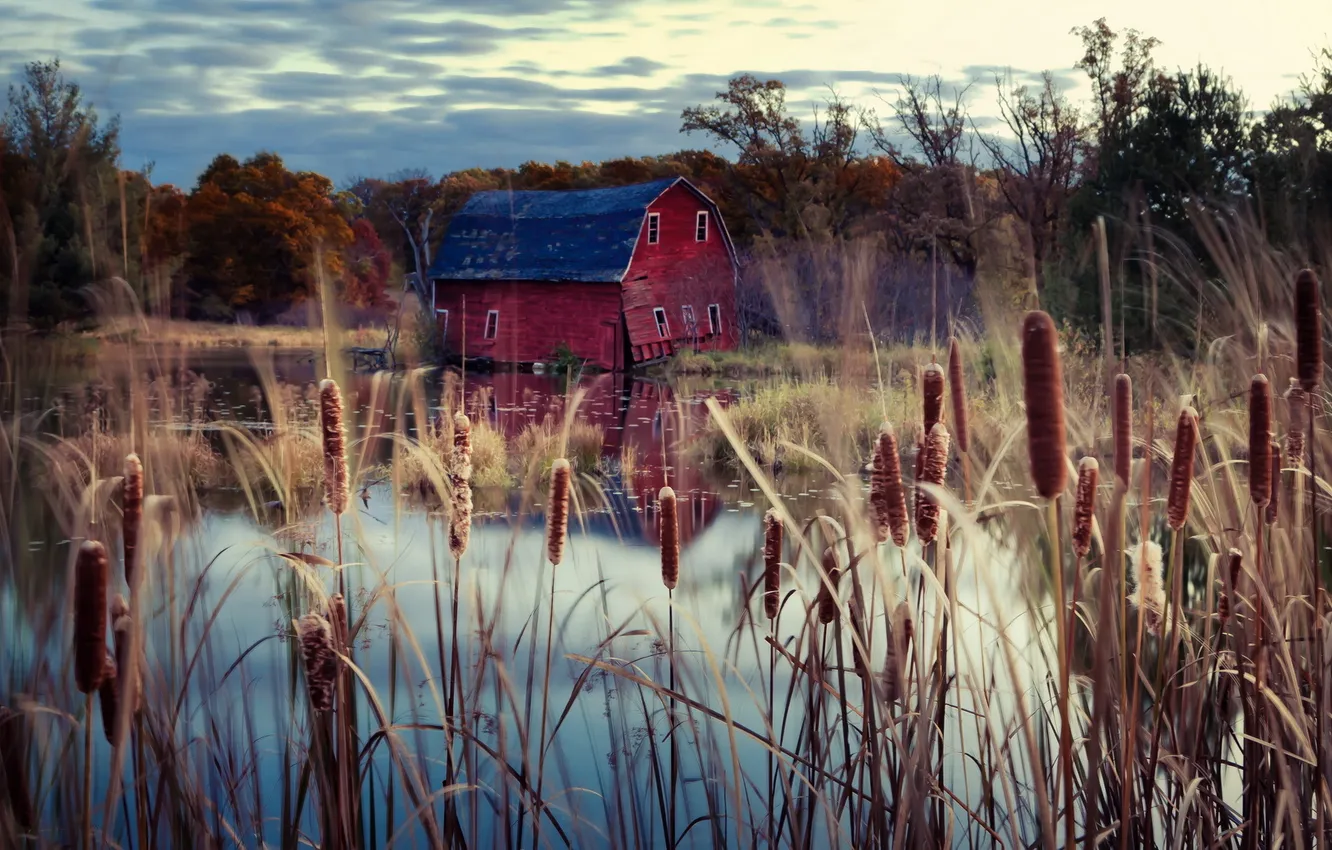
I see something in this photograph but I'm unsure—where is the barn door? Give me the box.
[600,320,618,371]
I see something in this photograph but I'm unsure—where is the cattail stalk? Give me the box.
[1072,458,1099,558]
[1113,374,1133,485]
[915,424,950,545]
[318,380,349,517]
[922,363,945,434]
[1022,311,1067,499]
[871,424,909,547]
[947,338,969,453]
[1166,408,1199,531]
[1296,269,1323,393]
[74,541,109,694]
[659,487,679,590]
[97,654,119,745]
[763,509,782,620]
[122,453,143,590]
[546,459,570,566]
[1250,375,1273,508]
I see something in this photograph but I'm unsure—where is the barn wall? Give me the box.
[433,280,623,369]
[622,183,739,362]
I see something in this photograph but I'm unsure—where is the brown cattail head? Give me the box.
[329,592,348,652]
[449,413,474,560]
[318,379,349,516]
[870,424,909,547]
[1266,442,1282,526]
[915,423,951,545]
[1072,457,1099,558]
[659,487,679,590]
[111,596,139,717]
[1226,548,1243,590]
[74,540,109,694]
[97,654,119,745]
[296,613,338,713]
[922,363,945,434]
[817,550,841,624]
[1166,407,1198,531]
[1249,375,1273,508]
[451,412,473,482]
[1296,268,1323,393]
[1286,379,1307,462]
[1113,374,1133,485]
[0,705,35,830]
[546,458,571,566]
[947,338,969,453]
[763,509,782,620]
[122,453,143,590]
[1021,311,1067,499]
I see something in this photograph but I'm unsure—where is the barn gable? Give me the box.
[426,177,736,283]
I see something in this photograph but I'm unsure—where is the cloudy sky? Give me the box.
[1,0,1324,187]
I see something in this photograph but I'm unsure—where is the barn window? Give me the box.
[708,303,721,335]
[653,307,669,338]
[695,211,708,242]
[647,213,660,244]
[681,304,696,333]
[435,308,449,338]
[484,310,499,340]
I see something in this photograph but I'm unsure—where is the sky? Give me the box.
[0,0,1326,188]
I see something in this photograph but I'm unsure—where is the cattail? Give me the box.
[882,614,903,704]
[449,413,473,560]
[1249,375,1273,508]
[546,459,571,566]
[947,338,969,453]
[318,379,349,516]
[922,363,945,434]
[1267,442,1282,526]
[97,654,119,745]
[1166,407,1198,531]
[295,613,338,713]
[74,540,109,694]
[1072,458,1099,558]
[1219,548,1242,624]
[1021,311,1067,499]
[0,706,34,830]
[659,487,679,590]
[763,509,782,620]
[122,453,143,590]
[915,423,951,545]
[329,592,348,652]
[870,424,909,547]
[1296,268,1323,393]
[1129,539,1167,635]
[111,595,138,716]
[1286,379,1307,462]
[1113,374,1133,485]
[817,547,841,624]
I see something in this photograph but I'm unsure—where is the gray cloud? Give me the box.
[592,56,668,77]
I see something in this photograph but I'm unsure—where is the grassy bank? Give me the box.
[84,318,385,349]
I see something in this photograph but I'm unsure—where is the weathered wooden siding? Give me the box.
[621,183,738,362]
[433,280,623,370]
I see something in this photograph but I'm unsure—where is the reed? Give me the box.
[122,452,143,590]
[947,338,969,453]
[763,508,782,620]
[1113,374,1133,485]
[922,363,945,434]
[1296,268,1323,393]
[1166,408,1198,531]
[546,458,570,566]
[870,424,909,547]
[1072,457,1098,559]
[1249,375,1273,508]
[914,423,950,545]
[1021,311,1067,498]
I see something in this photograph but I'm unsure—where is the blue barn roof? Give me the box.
[427,177,683,283]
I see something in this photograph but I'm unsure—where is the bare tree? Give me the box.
[976,71,1087,291]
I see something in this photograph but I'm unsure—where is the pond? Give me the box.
[1,343,1055,849]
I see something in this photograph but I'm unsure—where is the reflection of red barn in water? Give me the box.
[464,371,729,546]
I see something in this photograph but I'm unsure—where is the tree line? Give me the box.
[1,20,1329,349]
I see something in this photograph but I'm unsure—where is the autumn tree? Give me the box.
[183,152,351,319]
[341,218,393,309]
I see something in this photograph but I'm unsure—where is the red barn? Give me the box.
[426,177,739,370]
